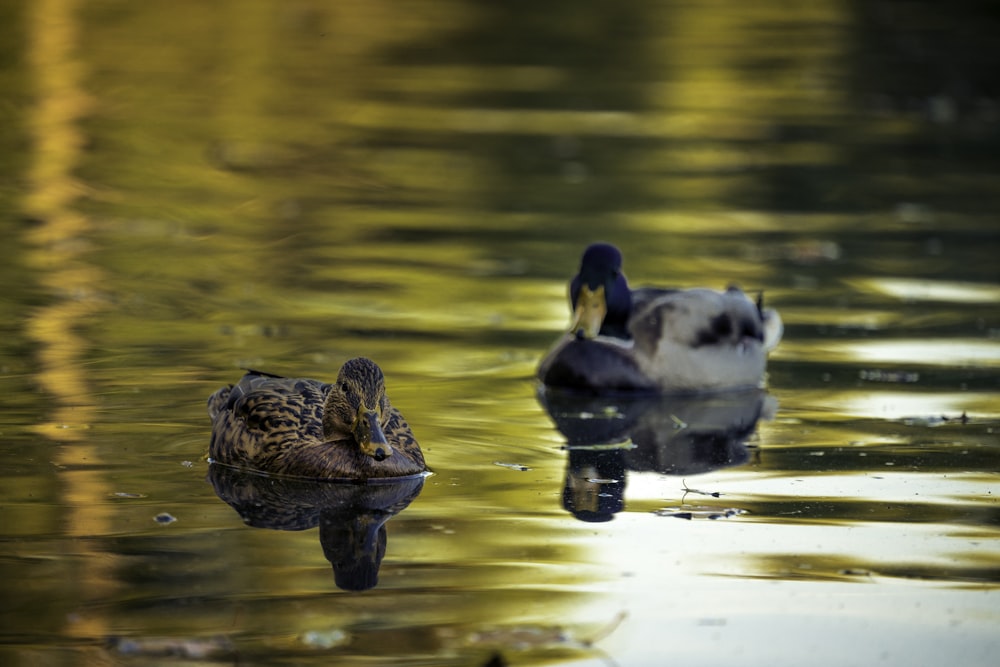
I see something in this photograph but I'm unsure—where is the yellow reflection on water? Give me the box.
[24,0,116,643]
[829,339,999,367]
[825,390,997,420]
[24,0,102,435]
[6,0,998,663]
[850,277,1000,304]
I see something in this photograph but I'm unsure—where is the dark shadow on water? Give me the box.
[207,465,424,591]
[538,389,773,522]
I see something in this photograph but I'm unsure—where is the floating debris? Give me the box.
[903,412,969,427]
[555,406,624,420]
[859,369,919,384]
[681,480,721,498]
[107,635,233,659]
[109,492,146,499]
[654,506,746,520]
[840,568,874,578]
[300,627,349,649]
[564,439,634,451]
[493,461,531,472]
[153,513,176,525]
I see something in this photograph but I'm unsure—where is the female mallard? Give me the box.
[538,243,783,394]
[207,357,425,480]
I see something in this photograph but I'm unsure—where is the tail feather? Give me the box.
[761,309,783,351]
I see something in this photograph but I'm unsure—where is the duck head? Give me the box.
[323,357,393,461]
[570,243,632,339]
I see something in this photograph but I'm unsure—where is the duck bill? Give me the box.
[571,284,606,339]
[354,405,392,461]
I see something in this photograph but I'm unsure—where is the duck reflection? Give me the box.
[208,464,424,591]
[538,389,773,522]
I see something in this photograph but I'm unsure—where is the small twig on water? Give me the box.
[681,478,721,503]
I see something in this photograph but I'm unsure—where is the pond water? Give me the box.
[1,1,999,666]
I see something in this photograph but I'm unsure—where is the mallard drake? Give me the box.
[538,243,782,394]
[207,357,425,480]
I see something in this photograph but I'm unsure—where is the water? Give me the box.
[1,1,998,665]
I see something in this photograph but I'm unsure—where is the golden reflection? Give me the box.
[849,277,1000,304]
[785,339,1000,368]
[644,0,847,205]
[24,0,114,643]
[208,464,425,591]
[822,390,997,420]
[731,521,1000,586]
[24,0,102,437]
[5,0,997,662]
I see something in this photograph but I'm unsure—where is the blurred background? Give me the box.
[1,1,998,666]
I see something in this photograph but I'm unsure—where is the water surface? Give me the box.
[1,1,998,666]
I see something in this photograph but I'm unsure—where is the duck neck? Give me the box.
[599,278,633,339]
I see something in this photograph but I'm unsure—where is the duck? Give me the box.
[207,357,426,480]
[537,243,782,394]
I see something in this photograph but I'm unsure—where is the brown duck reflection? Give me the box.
[208,464,424,591]
[538,389,773,522]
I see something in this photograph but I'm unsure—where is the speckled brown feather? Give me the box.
[207,359,425,480]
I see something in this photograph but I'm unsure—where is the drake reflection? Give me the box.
[208,464,424,591]
[538,389,774,522]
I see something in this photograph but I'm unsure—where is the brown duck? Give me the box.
[207,357,425,480]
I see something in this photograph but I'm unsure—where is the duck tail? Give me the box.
[755,291,783,352]
[761,308,783,351]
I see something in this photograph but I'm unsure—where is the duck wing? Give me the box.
[537,335,658,394]
[208,372,332,466]
[383,406,425,469]
[228,372,330,439]
[626,287,774,393]
[629,287,766,356]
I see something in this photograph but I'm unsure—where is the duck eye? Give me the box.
[340,382,351,394]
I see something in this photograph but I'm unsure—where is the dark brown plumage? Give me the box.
[207,358,425,480]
